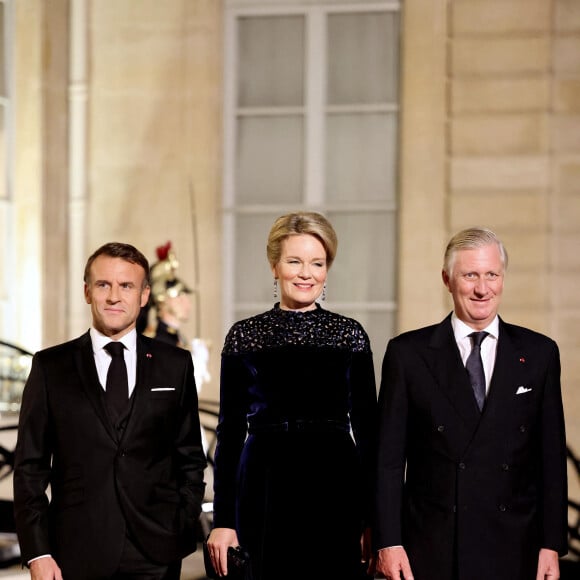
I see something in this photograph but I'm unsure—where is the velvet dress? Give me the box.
[212,303,377,580]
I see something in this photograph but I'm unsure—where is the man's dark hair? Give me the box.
[84,242,151,288]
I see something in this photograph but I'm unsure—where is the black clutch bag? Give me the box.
[203,539,253,580]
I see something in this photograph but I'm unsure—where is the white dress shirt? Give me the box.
[90,327,137,396]
[451,313,499,395]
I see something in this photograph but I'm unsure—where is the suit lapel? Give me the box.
[426,316,482,430]
[120,335,155,441]
[74,331,118,441]
[483,318,524,414]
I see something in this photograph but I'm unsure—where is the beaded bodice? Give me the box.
[213,303,378,531]
[222,303,370,355]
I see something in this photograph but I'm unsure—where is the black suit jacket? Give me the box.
[13,331,207,579]
[374,314,568,580]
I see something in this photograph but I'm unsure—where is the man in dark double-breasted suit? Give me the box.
[13,242,207,580]
[374,228,568,580]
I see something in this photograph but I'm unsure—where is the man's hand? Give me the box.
[536,548,560,580]
[375,546,414,580]
[29,556,62,580]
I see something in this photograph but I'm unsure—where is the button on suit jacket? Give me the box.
[13,331,207,579]
[374,314,568,580]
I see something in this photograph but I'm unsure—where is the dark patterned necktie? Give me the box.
[466,331,489,411]
[104,341,128,422]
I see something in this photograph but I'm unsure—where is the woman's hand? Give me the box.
[206,527,239,577]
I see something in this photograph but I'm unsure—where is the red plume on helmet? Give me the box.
[156,241,172,262]
[150,242,192,305]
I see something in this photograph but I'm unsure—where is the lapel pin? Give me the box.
[146,353,152,358]
[519,357,525,363]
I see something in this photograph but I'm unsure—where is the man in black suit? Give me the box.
[374,227,568,580]
[13,242,207,580]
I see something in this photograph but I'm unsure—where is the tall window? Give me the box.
[223,1,401,378]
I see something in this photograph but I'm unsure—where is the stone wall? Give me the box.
[9,0,580,501]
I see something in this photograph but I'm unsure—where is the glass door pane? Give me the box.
[326,112,398,203]
[238,15,304,107]
[237,115,304,204]
[327,11,399,105]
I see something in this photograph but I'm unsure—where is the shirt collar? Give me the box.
[90,327,137,352]
[451,312,499,341]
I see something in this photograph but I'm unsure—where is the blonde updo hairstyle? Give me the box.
[267,211,338,269]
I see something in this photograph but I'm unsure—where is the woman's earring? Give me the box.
[273,279,278,299]
[322,283,327,301]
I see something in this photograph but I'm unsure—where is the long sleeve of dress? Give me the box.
[212,353,253,528]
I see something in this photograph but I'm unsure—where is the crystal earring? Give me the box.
[322,283,327,301]
[273,279,278,299]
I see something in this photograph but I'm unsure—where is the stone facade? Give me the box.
[5,0,580,503]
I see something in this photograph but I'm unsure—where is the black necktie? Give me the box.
[104,341,128,422]
[466,331,489,411]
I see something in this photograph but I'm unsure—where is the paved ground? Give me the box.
[181,546,207,580]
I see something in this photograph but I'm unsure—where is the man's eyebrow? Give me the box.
[91,279,138,286]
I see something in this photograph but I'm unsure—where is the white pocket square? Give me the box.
[516,386,532,395]
[151,387,176,392]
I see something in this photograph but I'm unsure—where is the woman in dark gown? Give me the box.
[206,212,377,580]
